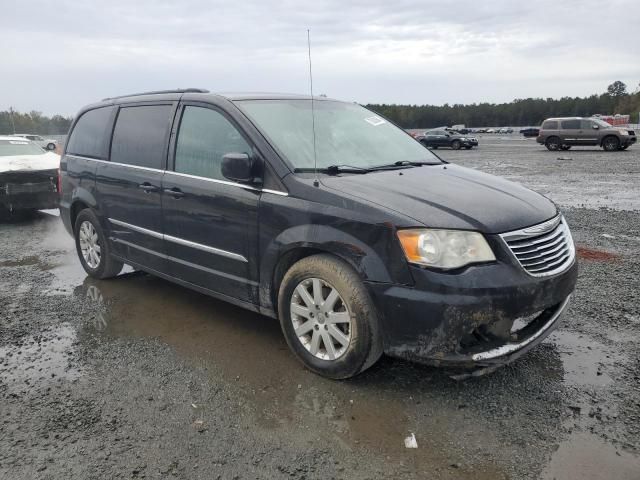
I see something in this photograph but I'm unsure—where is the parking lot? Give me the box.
[1,136,639,479]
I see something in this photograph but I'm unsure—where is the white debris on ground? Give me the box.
[404,433,418,449]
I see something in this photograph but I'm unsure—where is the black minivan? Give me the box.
[60,89,578,379]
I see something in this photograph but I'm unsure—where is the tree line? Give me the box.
[0,110,73,135]
[1,81,639,134]
[366,81,640,128]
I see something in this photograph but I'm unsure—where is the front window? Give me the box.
[236,99,441,170]
[0,139,46,157]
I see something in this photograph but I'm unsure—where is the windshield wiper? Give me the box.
[294,165,371,174]
[369,160,441,170]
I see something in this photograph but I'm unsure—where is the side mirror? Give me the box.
[221,153,259,183]
[592,125,599,130]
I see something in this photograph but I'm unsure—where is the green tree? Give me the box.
[607,81,627,97]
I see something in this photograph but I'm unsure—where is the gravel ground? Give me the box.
[1,136,639,479]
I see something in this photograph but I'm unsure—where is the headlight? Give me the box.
[460,137,468,141]
[619,130,629,136]
[397,229,496,269]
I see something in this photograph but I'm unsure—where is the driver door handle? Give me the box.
[164,187,185,199]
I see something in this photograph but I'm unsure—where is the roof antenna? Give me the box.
[307,29,319,187]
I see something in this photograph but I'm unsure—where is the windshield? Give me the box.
[592,118,613,129]
[237,99,441,170]
[0,139,46,157]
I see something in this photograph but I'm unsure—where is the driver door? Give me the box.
[161,103,260,303]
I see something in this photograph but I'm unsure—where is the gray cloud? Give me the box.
[2,0,639,115]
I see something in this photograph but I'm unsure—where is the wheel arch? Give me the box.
[259,224,407,316]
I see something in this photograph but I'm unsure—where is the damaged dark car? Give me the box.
[60,90,577,379]
[0,136,60,215]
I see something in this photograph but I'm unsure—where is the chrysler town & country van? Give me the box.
[60,89,578,379]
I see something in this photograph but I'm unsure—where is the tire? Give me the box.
[620,145,629,150]
[47,143,56,150]
[74,209,123,279]
[602,136,620,152]
[432,145,438,149]
[451,140,461,150]
[560,145,571,150]
[464,146,472,150]
[545,137,561,151]
[278,254,383,379]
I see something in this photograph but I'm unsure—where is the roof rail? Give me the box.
[102,88,209,101]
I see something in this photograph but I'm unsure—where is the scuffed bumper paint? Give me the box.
[366,258,578,373]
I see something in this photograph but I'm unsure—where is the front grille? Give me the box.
[501,216,575,277]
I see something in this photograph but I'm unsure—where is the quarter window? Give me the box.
[110,105,172,169]
[174,106,251,180]
[66,106,114,159]
[560,119,581,129]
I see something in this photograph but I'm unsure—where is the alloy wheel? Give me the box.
[290,278,352,361]
[79,220,101,269]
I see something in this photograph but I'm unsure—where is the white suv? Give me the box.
[10,134,57,150]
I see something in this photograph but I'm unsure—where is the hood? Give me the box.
[321,164,557,234]
[0,152,60,174]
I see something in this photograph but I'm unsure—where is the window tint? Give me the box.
[542,120,558,130]
[560,119,581,129]
[110,105,172,169]
[66,107,114,159]
[174,106,251,180]
[581,119,596,129]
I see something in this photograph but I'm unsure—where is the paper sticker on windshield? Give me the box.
[364,116,386,126]
[9,141,29,145]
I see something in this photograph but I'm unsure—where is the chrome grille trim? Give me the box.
[501,215,575,277]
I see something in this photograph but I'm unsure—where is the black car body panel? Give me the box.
[59,90,578,372]
[415,130,478,149]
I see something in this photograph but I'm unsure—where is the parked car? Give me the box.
[10,134,58,151]
[537,117,636,151]
[415,129,478,149]
[498,128,513,134]
[0,136,60,214]
[60,89,577,379]
[520,128,540,138]
[476,128,487,133]
[486,128,496,133]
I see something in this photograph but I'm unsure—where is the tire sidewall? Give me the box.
[546,137,560,150]
[278,256,378,379]
[74,210,110,278]
[603,136,619,151]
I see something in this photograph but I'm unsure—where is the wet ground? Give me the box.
[1,136,640,479]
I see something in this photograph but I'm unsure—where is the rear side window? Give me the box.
[174,106,251,180]
[66,106,114,159]
[542,120,558,130]
[560,119,580,129]
[110,105,173,169]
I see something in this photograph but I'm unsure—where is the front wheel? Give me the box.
[451,140,461,150]
[464,146,472,150]
[545,137,561,151]
[602,136,620,152]
[278,254,383,379]
[619,145,629,151]
[74,209,123,279]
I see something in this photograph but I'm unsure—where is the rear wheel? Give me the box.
[602,136,620,152]
[278,254,383,379]
[47,143,56,150]
[545,137,561,151]
[74,209,123,279]
[451,140,461,150]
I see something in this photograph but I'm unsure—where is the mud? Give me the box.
[1,137,640,479]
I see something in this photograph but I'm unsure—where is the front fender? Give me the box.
[258,223,413,315]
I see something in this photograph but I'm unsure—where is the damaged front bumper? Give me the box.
[366,257,578,373]
[0,169,59,211]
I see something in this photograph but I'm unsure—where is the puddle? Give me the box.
[73,275,507,479]
[0,323,82,394]
[549,330,624,386]
[542,432,640,480]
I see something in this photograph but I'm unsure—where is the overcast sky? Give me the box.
[2,0,639,115]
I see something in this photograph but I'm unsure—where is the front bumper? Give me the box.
[0,170,59,211]
[366,256,578,370]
